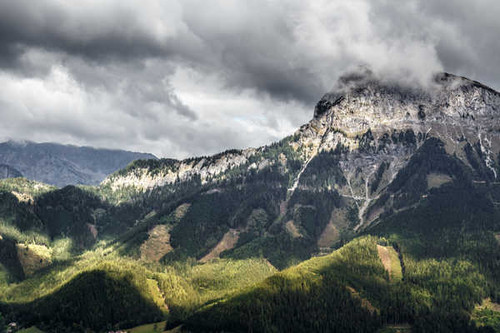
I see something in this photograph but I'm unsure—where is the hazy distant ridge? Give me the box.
[0,141,156,187]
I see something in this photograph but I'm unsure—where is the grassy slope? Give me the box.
[0,178,56,198]
[17,327,45,333]
[4,261,166,331]
[184,236,389,332]
[183,231,500,333]
[473,299,500,332]
[0,244,276,332]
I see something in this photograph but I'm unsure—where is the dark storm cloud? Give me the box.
[0,0,498,158]
[368,0,500,90]
[0,1,179,60]
[422,0,500,89]
[0,0,322,104]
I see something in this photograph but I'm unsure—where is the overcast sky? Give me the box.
[0,0,499,158]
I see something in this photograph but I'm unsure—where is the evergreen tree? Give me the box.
[0,312,5,333]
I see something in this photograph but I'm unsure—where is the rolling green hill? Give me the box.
[182,234,499,333]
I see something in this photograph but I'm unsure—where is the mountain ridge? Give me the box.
[102,72,500,229]
[0,140,157,187]
[104,72,500,188]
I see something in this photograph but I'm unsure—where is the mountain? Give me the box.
[0,141,157,187]
[100,71,500,265]
[0,164,22,179]
[0,72,499,332]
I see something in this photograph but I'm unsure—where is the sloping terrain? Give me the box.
[0,252,276,332]
[183,232,500,332]
[0,72,499,331]
[0,164,22,179]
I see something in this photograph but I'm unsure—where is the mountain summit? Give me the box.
[312,71,500,149]
[294,71,500,228]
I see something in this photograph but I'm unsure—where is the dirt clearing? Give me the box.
[317,221,339,248]
[16,243,52,276]
[140,225,173,262]
[199,229,239,263]
[285,220,302,238]
[174,203,191,221]
[427,173,452,189]
[377,245,402,281]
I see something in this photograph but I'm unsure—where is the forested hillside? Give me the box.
[0,72,500,332]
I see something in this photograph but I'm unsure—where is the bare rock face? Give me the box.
[102,149,257,192]
[107,72,500,189]
[304,72,500,154]
[293,72,500,229]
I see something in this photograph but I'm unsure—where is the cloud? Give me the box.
[0,0,498,158]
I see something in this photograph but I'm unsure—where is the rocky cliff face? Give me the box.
[0,141,157,187]
[306,72,500,159]
[102,149,256,191]
[293,72,500,228]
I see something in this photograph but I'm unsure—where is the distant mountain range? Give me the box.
[0,141,156,187]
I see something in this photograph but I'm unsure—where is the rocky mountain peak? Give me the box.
[315,71,499,119]
[308,72,500,152]
[39,72,500,280]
